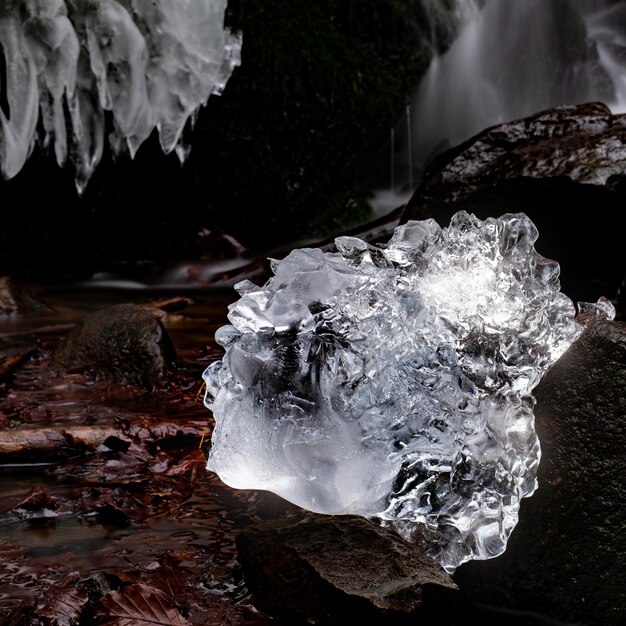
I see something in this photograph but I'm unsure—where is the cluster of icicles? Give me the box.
[0,0,241,192]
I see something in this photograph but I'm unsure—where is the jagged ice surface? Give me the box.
[203,212,614,571]
[0,0,241,192]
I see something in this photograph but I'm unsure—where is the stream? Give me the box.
[0,285,281,625]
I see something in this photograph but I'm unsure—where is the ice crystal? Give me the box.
[203,212,612,571]
[0,0,241,192]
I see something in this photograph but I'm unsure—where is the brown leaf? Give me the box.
[163,449,206,478]
[1,600,40,626]
[0,540,28,585]
[78,487,151,525]
[144,558,189,602]
[187,598,273,626]
[95,583,190,626]
[37,573,90,626]
[0,348,35,380]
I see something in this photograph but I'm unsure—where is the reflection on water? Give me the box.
[0,515,126,558]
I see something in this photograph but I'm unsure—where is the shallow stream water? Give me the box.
[0,284,279,624]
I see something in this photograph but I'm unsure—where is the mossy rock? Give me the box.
[50,304,176,388]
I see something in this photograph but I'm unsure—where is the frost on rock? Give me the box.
[0,0,241,192]
[203,211,614,572]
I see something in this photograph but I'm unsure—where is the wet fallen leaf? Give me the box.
[126,419,204,443]
[144,558,189,602]
[164,450,206,479]
[1,600,39,626]
[37,573,89,626]
[77,487,150,525]
[186,596,272,626]
[0,297,271,626]
[95,583,190,625]
[0,347,36,381]
[0,541,27,584]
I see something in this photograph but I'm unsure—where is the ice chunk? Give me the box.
[203,212,607,571]
[0,0,241,192]
[577,296,616,325]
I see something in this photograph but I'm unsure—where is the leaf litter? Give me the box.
[0,293,283,625]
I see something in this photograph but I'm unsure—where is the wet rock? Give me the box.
[0,277,49,316]
[454,320,626,626]
[407,102,626,207]
[100,436,131,454]
[403,102,626,310]
[50,304,176,388]
[236,514,458,625]
[10,485,58,520]
[93,500,132,529]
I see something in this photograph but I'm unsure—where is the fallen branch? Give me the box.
[0,425,127,462]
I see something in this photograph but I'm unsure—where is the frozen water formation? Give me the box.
[0,0,241,192]
[203,212,615,571]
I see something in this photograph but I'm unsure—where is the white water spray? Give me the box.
[586,1,626,113]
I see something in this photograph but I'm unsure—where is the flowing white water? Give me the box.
[408,0,626,178]
[586,1,626,112]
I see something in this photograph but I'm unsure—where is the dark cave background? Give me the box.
[0,0,456,280]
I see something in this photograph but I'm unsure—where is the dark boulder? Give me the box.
[236,514,458,625]
[50,304,176,388]
[454,320,626,626]
[403,102,626,312]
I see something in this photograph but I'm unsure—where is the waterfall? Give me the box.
[408,0,626,179]
[0,1,241,193]
[586,1,626,112]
